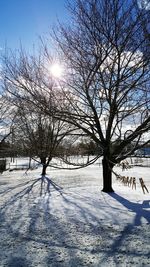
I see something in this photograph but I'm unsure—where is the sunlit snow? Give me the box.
[0,157,149,266]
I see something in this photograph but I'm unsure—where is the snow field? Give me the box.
[0,160,149,267]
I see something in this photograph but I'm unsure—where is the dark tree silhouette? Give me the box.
[53,0,150,192]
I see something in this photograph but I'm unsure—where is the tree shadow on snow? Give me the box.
[0,175,67,266]
[109,193,150,226]
[0,175,111,266]
[1,178,149,266]
[17,175,63,198]
[0,175,63,209]
[98,192,150,266]
[0,175,91,266]
[7,256,31,267]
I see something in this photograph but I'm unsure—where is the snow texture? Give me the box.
[0,158,149,267]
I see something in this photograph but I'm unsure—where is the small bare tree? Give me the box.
[53,0,150,192]
[14,102,74,175]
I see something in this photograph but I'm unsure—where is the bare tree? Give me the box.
[2,49,75,175]
[53,0,150,192]
[14,101,74,175]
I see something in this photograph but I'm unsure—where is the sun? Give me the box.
[50,63,64,78]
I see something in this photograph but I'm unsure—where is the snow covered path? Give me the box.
[0,164,149,266]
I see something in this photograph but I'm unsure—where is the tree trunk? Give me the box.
[42,164,47,176]
[102,156,114,192]
[28,157,31,169]
[41,157,47,176]
[41,156,52,176]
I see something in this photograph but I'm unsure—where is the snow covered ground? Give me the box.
[0,159,149,267]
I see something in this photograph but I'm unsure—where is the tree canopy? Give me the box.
[53,0,150,191]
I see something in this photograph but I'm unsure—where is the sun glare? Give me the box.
[50,63,64,78]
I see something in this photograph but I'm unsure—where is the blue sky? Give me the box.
[0,0,149,52]
[0,0,69,51]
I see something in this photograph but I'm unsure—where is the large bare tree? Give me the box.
[53,0,150,192]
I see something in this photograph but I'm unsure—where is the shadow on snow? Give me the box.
[98,192,150,266]
[0,175,149,266]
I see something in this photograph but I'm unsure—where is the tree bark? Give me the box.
[41,157,47,176]
[102,156,114,192]
[42,164,47,176]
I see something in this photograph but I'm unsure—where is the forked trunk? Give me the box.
[102,156,114,192]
